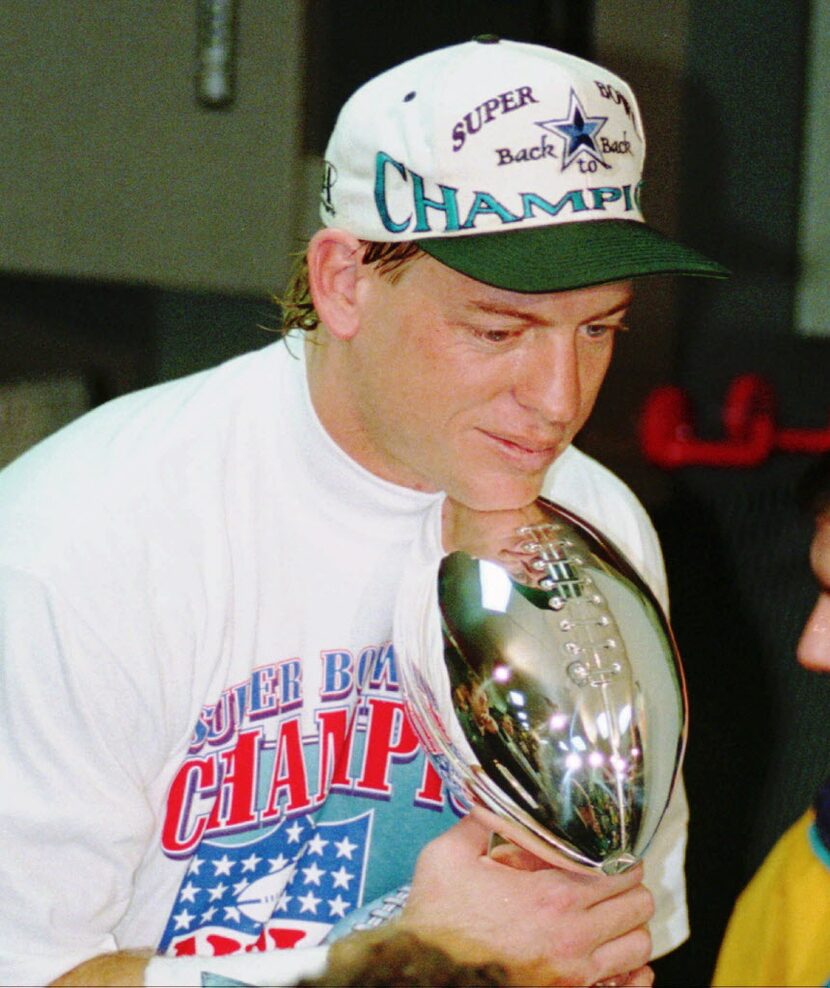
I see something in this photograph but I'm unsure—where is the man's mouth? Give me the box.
[480,430,561,468]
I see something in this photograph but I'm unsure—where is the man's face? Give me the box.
[334,255,631,510]
[797,512,830,671]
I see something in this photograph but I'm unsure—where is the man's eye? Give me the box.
[584,324,608,339]
[473,328,517,344]
[583,323,626,339]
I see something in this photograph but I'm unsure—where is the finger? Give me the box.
[622,965,655,987]
[438,814,493,860]
[594,965,655,988]
[488,840,559,872]
[590,926,652,985]
[489,845,647,902]
[579,863,647,907]
[486,833,605,878]
[588,881,654,940]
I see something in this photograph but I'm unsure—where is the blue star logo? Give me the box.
[537,91,609,171]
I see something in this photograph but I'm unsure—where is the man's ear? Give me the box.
[307,228,364,341]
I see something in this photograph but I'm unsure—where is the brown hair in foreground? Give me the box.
[297,926,508,988]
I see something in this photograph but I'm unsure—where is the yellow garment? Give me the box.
[713,809,830,987]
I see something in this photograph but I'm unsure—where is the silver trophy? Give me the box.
[398,497,687,875]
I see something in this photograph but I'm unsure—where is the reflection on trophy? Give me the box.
[398,497,687,876]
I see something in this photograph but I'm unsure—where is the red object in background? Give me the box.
[639,373,830,468]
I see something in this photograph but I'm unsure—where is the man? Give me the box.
[713,454,830,987]
[0,37,725,987]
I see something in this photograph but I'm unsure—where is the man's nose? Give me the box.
[797,594,830,671]
[514,334,581,424]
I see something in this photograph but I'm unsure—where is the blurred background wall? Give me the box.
[1,1,828,983]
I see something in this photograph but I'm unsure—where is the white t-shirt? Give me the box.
[0,338,686,986]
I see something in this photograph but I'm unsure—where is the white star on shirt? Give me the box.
[201,906,217,923]
[187,855,204,876]
[179,881,199,903]
[207,882,228,902]
[241,852,262,873]
[298,890,321,914]
[330,866,354,890]
[213,854,234,876]
[268,853,290,873]
[328,894,350,919]
[306,833,329,856]
[233,879,250,896]
[286,820,305,844]
[223,905,241,923]
[302,862,325,886]
[277,892,293,912]
[173,908,195,930]
[334,836,358,859]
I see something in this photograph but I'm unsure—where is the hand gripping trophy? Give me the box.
[396,497,687,878]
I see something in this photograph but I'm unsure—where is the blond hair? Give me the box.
[277,240,424,335]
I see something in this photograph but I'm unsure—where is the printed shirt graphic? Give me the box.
[157,642,464,958]
[159,813,372,955]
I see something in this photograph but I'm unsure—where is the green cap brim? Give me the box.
[417,219,729,292]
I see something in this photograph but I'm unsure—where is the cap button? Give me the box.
[473,34,500,44]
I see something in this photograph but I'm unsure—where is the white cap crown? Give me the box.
[321,37,646,241]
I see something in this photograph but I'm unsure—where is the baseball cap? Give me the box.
[320,36,728,292]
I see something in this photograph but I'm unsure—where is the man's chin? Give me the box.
[446,478,546,513]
